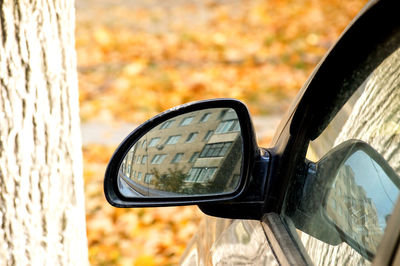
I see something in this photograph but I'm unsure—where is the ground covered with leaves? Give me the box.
[76,0,367,265]
[84,145,202,265]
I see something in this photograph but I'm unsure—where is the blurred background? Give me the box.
[76,0,367,264]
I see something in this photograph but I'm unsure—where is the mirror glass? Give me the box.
[325,150,400,256]
[118,108,243,197]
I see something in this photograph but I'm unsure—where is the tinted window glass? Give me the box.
[286,47,400,264]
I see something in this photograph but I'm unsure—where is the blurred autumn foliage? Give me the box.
[83,145,202,265]
[76,0,367,265]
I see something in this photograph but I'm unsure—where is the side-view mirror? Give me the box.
[104,99,259,208]
[322,140,400,260]
[291,140,400,260]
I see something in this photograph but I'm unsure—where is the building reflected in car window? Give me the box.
[288,46,400,265]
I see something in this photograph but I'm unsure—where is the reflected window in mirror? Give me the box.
[180,116,194,126]
[171,153,184,163]
[203,130,214,141]
[200,113,211,123]
[200,142,232,158]
[218,109,231,119]
[144,174,153,184]
[160,120,174,129]
[185,167,217,183]
[216,120,240,133]
[186,132,198,143]
[189,152,200,163]
[148,137,160,147]
[165,135,181,145]
[151,154,166,165]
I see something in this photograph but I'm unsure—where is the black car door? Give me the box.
[182,0,400,264]
[268,0,400,264]
[104,0,400,265]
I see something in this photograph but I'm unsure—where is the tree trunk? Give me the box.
[0,1,88,265]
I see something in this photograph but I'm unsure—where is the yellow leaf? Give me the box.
[93,26,112,47]
[134,255,155,266]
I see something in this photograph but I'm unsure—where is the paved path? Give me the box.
[80,115,282,146]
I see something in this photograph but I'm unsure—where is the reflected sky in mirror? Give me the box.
[326,150,400,255]
[345,151,399,229]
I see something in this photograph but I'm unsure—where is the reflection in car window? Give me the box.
[326,149,399,257]
[288,46,400,265]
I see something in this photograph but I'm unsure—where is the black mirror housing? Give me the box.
[104,99,259,208]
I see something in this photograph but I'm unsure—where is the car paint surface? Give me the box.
[180,0,400,265]
[181,217,279,265]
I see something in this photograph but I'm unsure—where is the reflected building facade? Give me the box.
[326,165,383,254]
[120,108,242,196]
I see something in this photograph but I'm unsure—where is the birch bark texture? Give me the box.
[0,0,88,265]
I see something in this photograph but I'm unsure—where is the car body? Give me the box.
[104,0,400,264]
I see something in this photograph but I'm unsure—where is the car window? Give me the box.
[288,45,400,265]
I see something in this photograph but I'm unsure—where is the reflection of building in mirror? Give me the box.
[327,165,383,254]
[119,108,243,197]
